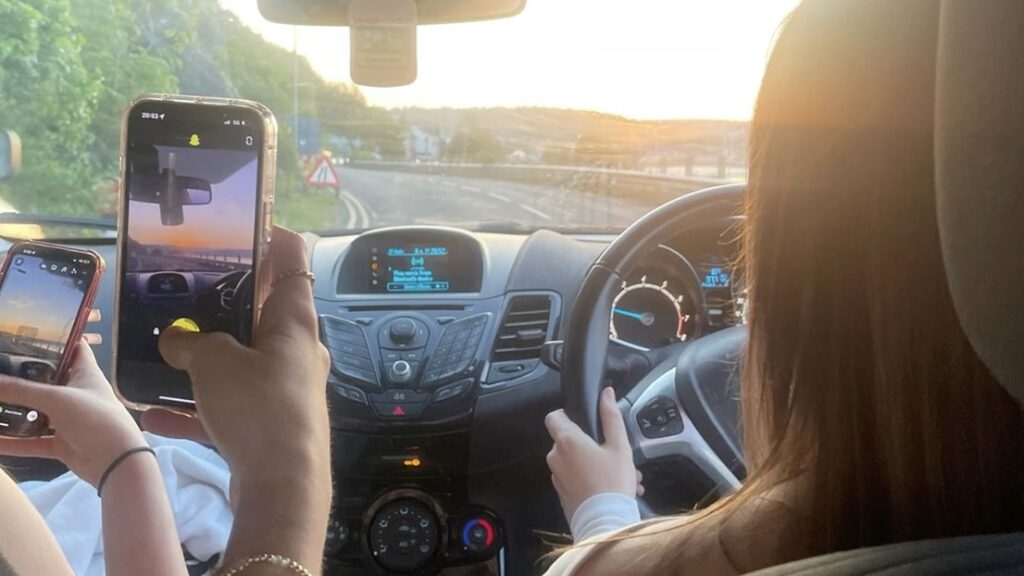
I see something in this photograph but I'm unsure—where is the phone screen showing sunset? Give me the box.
[117,104,263,409]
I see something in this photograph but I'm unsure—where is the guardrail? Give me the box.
[345,161,740,204]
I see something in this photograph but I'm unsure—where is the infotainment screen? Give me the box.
[371,245,450,293]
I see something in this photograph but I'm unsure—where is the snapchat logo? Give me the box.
[188,134,200,147]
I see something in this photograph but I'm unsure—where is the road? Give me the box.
[332,168,657,231]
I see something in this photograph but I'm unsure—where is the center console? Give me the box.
[315,228,552,575]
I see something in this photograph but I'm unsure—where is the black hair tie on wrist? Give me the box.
[97,446,156,497]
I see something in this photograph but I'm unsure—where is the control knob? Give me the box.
[389,318,417,344]
[389,360,413,384]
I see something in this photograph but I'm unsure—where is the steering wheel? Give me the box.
[561,183,748,514]
[230,269,255,344]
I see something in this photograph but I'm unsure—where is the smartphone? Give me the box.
[0,242,103,437]
[114,94,277,411]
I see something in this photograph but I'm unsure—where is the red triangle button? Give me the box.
[392,405,406,416]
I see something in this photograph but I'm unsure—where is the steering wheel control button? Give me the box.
[369,499,440,572]
[431,378,473,403]
[461,517,496,552]
[637,395,684,439]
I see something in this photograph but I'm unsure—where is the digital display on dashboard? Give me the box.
[371,245,450,293]
[701,264,731,289]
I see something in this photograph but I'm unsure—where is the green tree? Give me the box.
[0,0,101,214]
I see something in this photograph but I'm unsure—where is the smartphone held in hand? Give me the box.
[113,94,277,412]
[0,242,103,437]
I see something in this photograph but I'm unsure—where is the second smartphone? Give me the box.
[0,242,102,436]
[114,95,277,411]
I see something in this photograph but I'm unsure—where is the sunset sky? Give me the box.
[0,256,85,344]
[220,0,801,120]
[127,147,258,250]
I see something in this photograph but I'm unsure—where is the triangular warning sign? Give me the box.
[305,156,340,188]
[392,405,406,416]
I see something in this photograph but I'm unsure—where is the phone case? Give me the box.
[111,93,278,413]
[0,241,104,437]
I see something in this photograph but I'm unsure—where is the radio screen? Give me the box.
[372,245,450,293]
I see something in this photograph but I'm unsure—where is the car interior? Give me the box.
[1,0,1023,574]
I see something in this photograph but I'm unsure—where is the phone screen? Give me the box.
[0,245,98,435]
[117,100,267,409]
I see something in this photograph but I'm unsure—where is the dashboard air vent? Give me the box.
[491,294,553,363]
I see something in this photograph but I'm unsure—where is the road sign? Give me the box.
[305,156,340,188]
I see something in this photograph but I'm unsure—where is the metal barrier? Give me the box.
[346,161,737,204]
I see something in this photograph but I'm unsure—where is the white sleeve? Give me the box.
[570,492,640,542]
[542,493,641,576]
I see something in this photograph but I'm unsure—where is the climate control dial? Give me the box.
[369,498,440,573]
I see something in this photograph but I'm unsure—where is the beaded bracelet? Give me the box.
[216,554,312,576]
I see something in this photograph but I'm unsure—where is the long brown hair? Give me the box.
[573,0,1024,573]
[738,0,1024,562]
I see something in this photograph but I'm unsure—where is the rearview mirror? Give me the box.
[128,169,213,227]
[257,0,525,26]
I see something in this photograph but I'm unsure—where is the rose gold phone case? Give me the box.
[0,241,104,437]
[111,93,278,414]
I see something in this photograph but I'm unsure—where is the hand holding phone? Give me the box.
[114,94,276,411]
[0,242,102,436]
[0,342,147,485]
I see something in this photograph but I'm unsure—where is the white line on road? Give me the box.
[441,181,458,188]
[337,188,372,229]
[486,191,511,202]
[460,185,482,193]
[521,204,552,220]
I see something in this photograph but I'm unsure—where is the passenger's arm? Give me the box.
[144,227,332,574]
[0,472,73,576]
[0,342,185,576]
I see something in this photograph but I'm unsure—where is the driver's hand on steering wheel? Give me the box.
[545,387,644,524]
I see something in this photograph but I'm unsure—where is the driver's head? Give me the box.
[738,0,1024,563]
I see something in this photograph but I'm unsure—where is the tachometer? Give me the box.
[610,275,695,349]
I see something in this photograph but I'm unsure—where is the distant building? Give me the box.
[405,126,444,161]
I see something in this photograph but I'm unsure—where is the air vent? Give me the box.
[491,294,553,363]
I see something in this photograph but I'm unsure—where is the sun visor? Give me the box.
[936,0,1024,401]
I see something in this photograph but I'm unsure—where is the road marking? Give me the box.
[460,185,482,193]
[441,181,458,188]
[337,188,372,229]
[337,189,359,229]
[486,191,511,203]
[521,204,551,220]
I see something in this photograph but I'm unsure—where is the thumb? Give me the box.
[158,326,249,376]
[599,387,629,449]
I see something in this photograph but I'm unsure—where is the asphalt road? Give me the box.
[332,168,656,231]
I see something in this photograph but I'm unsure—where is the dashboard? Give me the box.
[0,220,742,576]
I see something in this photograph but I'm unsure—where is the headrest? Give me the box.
[936,1,1024,402]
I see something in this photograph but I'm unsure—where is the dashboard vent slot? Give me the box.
[492,294,553,362]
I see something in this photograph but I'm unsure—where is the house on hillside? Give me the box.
[405,126,444,162]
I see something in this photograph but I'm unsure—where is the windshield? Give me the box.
[0,0,796,236]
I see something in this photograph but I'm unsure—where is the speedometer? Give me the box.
[610,275,695,349]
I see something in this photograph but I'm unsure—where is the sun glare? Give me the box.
[219,0,800,120]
